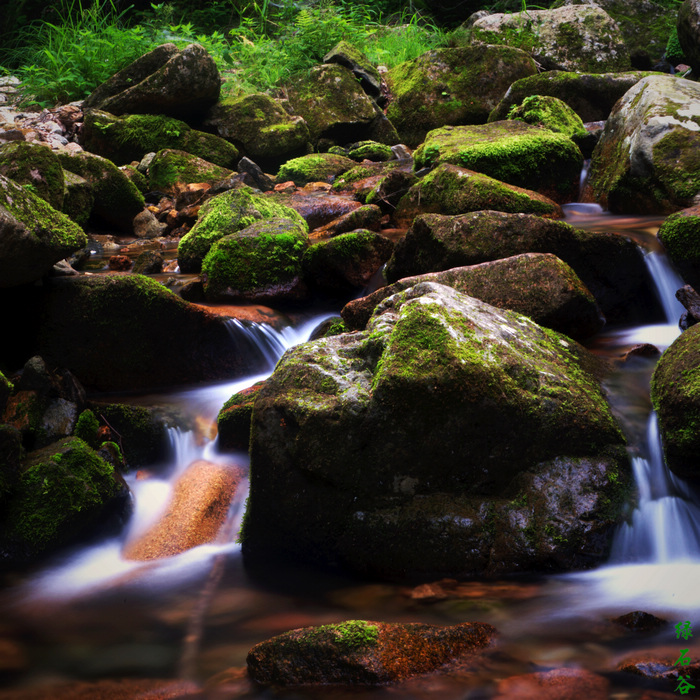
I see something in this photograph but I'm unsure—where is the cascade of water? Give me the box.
[610,412,700,564]
[644,250,686,324]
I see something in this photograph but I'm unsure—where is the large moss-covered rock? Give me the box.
[276,153,356,186]
[201,217,309,303]
[0,437,129,566]
[342,253,605,341]
[37,275,269,391]
[0,174,87,288]
[204,93,310,168]
[657,205,700,289]
[677,0,700,74]
[62,170,94,227]
[243,282,628,579]
[82,43,221,120]
[385,45,538,147]
[302,230,394,297]
[413,122,583,204]
[177,185,307,272]
[471,5,631,73]
[488,70,656,123]
[57,151,145,232]
[147,148,234,193]
[385,210,655,325]
[0,142,65,210]
[584,75,700,214]
[563,0,676,69]
[217,380,266,451]
[285,64,381,145]
[651,323,700,479]
[393,163,563,228]
[247,620,496,685]
[323,41,383,101]
[81,110,239,167]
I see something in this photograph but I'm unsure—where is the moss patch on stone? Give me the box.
[277,153,357,186]
[0,141,65,210]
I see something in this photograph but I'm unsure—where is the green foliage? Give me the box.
[74,409,100,448]
[666,26,685,64]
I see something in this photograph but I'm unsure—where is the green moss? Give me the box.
[0,142,65,210]
[148,149,233,192]
[74,409,100,449]
[277,153,356,185]
[507,95,587,140]
[306,620,379,650]
[652,130,700,200]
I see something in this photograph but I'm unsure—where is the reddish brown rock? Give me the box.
[247,620,496,685]
[123,459,246,560]
[493,668,609,699]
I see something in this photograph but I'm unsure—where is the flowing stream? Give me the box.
[1,211,699,698]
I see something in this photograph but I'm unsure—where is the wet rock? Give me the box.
[204,92,310,169]
[0,141,65,210]
[657,205,700,289]
[277,152,356,186]
[83,43,221,121]
[471,4,631,73]
[201,217,309,304]
[0,174,87,288]
[81,110,238,168]
[342,252,605,340]
[651,322,700,479]
[0,436,130,566]
[285,64,380,146]
[123,459,246,560]
[584,75,700,214]
[385,45,537,148]
[393,164,562,229]
[177,184,307,273]
[132,208,167,239]
[493,667,609,699]
[613,610,668,633]
[217,381,266,451]
[243,282,628,578]
[677,284,700,329]
[618,647,700,683]
[57,150,145,232]
[247,620,496,685]
[413,122,583,204]
[678,0,700,74]
[302,230,394,297]
[267,190,362,230]
[0,678,199,699]
[147,148,234,194]
[108,254,132,271]
[311,204,382,238]
[488,70,658,123]
[133,250,164,274]
[331,160,412,202]
[385,210,655,325]
[37,275,270,392]
[237,156,275,192]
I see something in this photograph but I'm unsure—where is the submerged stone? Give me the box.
[247,620,496,685]
[243,282,628,579]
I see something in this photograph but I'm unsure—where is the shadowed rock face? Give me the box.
[247,620,496,685]
[243,282,629,580]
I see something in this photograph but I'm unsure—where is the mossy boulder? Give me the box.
[342,141,394,162]
[247,620,496,685]
[82,42,221,121]
[277,153,356,186]
[584,74,700,214]
[147,148,234,193]
[37,275,270,391]
[57,151,145,232]
[0,437,130,566]
[393,163,563,228]
[413,122,583,204]
[323,41,383,101]
[285,64,381,145]
[563,0,677,69]
[385,45,538,147]
[62,170,94,227]
[217,380,266,451]
[488,70,657,123]
[651,322,700,479]
[201,217,309,303]
[311,204,383,238]
[0,174,87,288]
[243,282,628,579]
[204,93,310,168]
[330,160,409,200]
[385,210,656,325]
[0,142,65,210]
[342,252,605,341]
[471,4,631,73]
[677,0,700,74]
[81,110,239,168]
[657,205,700,289]
[177,185,307,273]
[302,230,394,297]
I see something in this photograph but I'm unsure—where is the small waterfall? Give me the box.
[644,250,686,324]
[610,413,700,564]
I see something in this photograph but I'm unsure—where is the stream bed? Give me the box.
[1,208,698,699]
